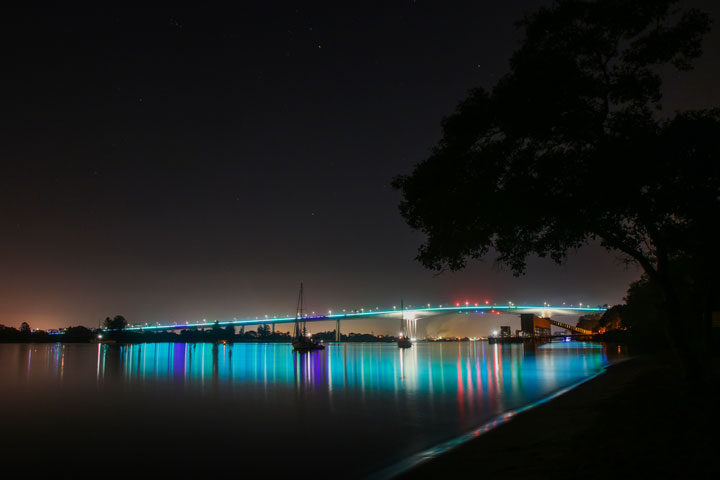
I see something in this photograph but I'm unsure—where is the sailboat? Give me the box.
[292,283,325,352]
[397,300,412,348]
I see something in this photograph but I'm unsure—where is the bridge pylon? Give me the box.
[335,318,341,342]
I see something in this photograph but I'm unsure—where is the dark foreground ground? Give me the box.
[401,353,719,480]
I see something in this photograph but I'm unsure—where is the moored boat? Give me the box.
[292,283,324,352]
[292,336,324,351]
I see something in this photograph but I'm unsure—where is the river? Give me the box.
[0,341,614,478]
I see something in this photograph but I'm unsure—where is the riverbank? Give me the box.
[400,353,719,479]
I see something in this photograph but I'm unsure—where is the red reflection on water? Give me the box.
[457,344,465,421]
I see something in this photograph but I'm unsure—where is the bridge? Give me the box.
[121,304,606,339]
[547,318,593,335]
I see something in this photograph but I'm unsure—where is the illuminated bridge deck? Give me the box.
[120,304,607,332]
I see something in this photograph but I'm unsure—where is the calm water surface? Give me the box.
[0,341,612,478]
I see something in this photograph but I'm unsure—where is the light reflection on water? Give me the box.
[0,341,610,477]
[91,342,605,395]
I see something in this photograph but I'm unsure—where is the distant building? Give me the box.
[500,326,512,337]
[520,314,551,337]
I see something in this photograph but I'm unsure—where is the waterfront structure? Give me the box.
[521,315,552,337]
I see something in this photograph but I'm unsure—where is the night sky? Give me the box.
[3,1,719,332]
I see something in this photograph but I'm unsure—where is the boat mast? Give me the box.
[300,283,306,337]
[294,282,304,340]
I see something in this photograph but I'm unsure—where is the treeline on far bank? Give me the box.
[0,323,96,343]
[0,321,402,344]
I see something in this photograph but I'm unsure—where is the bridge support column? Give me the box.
[335,319,341,342]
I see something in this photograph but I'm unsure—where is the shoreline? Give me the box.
[394,354,718,479]
[372,358,622,480]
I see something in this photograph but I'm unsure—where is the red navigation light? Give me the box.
[484,300,490,305]
[456,302,460,306]
[474,303,478,307]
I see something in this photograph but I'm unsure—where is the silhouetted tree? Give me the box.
[224,325,235,340]
[211,321,222,341]
[19,322,31,335]
[622,276,668,346]
[257,324,272,338]
[104,316,128,330]
[577,314,602,333]
[598,305,624,332]
[64,326,94,342]
[393,0,717,364]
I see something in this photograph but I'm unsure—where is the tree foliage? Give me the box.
[393,0,718,354]
[63,326,94,342]
[257,324,271,337]
[104,315,128,330]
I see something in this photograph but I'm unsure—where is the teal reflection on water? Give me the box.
[93,341,607,404]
